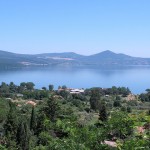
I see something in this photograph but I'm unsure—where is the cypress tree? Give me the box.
[43,97,60,122]
[90,89,101,111]
[17,122,29,150]
[3,101,19,148]
[99,104,108,122]
[30,106,36,131]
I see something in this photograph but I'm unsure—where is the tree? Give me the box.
[113,100,121,107]
[119,87,131,97]
[19,82,26,93]
[49,84,54,91]
[108,111,134,139]
[0,82,9,93]
[111,86,118,95]
[30,106,36,131]
[17,122,30,150]
[90,89,101,111]
[4,101,18,148]
[99,104,108,122]
[0,98,10,122]
[26,82,35,91]
[116,95,121,100]
[42,87,47,90]
[9,82,17,93]
[62,85,67,90]
[43,97,60,122]
[121,106,126,112]
[127,106,132,113]
[20,82,26,89]
[146,89,150,93]
[147,109,150,115]
[58,86,62,89]
[139,93,149,102]
[58,90,72,100]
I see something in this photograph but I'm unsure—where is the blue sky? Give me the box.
[0,0,150,57]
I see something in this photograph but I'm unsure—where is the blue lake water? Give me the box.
[0,66,150,94]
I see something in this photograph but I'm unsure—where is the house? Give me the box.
[26,100,36,106]
[6,98,12,100]
[70,89,85,94]
[16,93,23,97]
[104,140,117,147]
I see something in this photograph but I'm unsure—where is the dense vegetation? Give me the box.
[0,82,150,150]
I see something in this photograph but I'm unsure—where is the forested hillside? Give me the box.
[1,50,150,68]
[0,82,150,149]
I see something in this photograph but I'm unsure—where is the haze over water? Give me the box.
[0,66,150,94]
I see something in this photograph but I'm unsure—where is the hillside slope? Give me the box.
[0,50,150,68]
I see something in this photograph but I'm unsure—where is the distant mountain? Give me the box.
[89,50,131,59]
[0,50,150,68]
[86,50,150,66]
[84,50,134,65]
[35,52,84,59]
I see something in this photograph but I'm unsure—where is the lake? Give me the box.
[0,66,150,94]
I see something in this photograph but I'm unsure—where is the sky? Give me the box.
[0,0,150,57]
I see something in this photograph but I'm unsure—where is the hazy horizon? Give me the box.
[0,0,150,57]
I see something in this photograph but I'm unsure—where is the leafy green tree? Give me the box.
[119,87,131,97]
[58,86,62,89]
[116,95,121,100]
[108,111,134,139]
[147,109,150,115]
[0,98,9,122]
[18,82,27,93]
[26,82,35,91]
[90,89,101,111]
[38,131,53,146]
[43,97,60,122]
[4,101,18,148]
[42,87,47,90]
[127,106,132,113]
[62,85,67,89]
[99,104,108,122]
[113,100,121,107]
[0,82,9,94]
[139,93,149,102]
[0,145,7,150]
[120,138,150,149]
[49,84,54,91]
[121,106,126,112]
[9,82,17,93]
[29,135,38,150]
[20,82,26,87]
[34,90,49,100]
[57,90,72,100]
[146,88,150,93]
[111,86,119,95]
[35,113,46,135]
